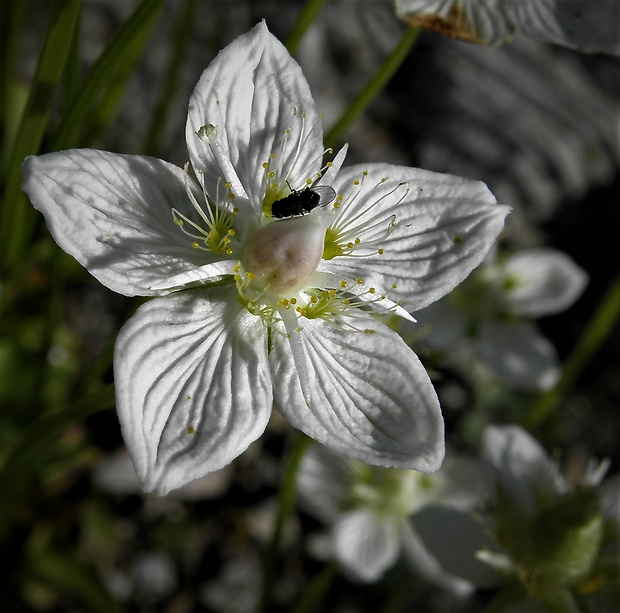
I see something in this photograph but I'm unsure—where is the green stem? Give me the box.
[143,0,199,155]
[257,433,313,613]
[290,561,337,613]
[525,275,620,428]
[63,2,83,103]
[324,26,420,149]
[285,0,329,55]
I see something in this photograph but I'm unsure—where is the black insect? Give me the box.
[271,185,336,219]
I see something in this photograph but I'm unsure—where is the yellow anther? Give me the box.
[340,280,347,288]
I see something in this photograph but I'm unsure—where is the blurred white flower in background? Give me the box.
[296,442,496,593]
[411,248,588,389]
[413,424,619,610]
[394,0,620,54]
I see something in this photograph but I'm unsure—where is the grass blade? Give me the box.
[0,0,81,276]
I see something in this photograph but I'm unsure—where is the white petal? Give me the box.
[413,452,495,512]
[325,164,510,312]
[297,443,355,523]
[270,315,445,472]
[316,144,348,186]
[332,509,401,582]
[401,523,475,596]
[114,286,272,495]
[600,474,620,524]
[394,0,513,46]
[506,0,620,55]
[481,424,566,512]
[412,506,503,587]
[478,321,560,390]
[147,260,238,291]
[186,22,324,212]
[501,248,588,317]
[22,150,224,296]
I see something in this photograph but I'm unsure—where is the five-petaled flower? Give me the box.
[22,22,509,495]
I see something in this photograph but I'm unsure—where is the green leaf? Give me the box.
[534,487,604,585]
[143,0,200,155]
[49,0,165,150]
[0,384,116,506]
[28,544,121,613]
[0,0,28,169]
[0,0,81,276]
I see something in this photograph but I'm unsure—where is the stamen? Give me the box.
[173,165,238,255]
[322,175,406,259]
[196,124,247,198]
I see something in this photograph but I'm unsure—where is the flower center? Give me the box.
[239,215,326,300]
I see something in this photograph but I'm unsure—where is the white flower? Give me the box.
[413,248,587,390]
[297,442,491,591]
[394,0,620,54]
[414,425,618,604]
[22,22,508,495]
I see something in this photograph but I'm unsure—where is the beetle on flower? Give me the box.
[22,22,509,495]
